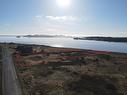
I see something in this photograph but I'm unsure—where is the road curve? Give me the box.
[2,44,22,95]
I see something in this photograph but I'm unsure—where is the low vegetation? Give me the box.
[68,75,120,95]
[11,44,127,95]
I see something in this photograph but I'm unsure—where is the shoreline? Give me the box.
[0,42,127,54]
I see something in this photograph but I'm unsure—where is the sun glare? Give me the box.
[56,0,71,8]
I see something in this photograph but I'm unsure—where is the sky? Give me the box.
[0,0,127,37]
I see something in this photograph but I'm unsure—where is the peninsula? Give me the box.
[74,37,127,43]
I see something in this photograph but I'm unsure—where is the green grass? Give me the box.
[97,54,112,60]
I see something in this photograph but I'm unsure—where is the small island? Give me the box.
[23,34,73,38]
[74,37,127,43]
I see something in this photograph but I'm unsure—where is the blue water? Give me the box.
[0,36,127,53]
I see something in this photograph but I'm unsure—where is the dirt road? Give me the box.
[2,44,22,95]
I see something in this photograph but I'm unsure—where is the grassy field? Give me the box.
[12,44,127,95]
[0,46,2,95]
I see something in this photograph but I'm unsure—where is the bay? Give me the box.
[0,36,127,53]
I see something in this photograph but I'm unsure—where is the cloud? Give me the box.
[45,16,80,21]
[35,15,43,18]
[35,15,82,22]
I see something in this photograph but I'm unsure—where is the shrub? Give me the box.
[97,54,112,60]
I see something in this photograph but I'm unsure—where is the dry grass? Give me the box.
[13,45,127,95]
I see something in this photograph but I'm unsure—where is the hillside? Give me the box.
[10,44,127,95]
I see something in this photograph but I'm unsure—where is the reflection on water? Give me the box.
[52,44,64,47]
[0,36,127,53]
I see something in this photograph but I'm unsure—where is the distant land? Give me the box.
[23,35,73,38]
[9,35,127,43]
[74,37,127,43]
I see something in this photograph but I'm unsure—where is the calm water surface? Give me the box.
[0,36,127,53]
